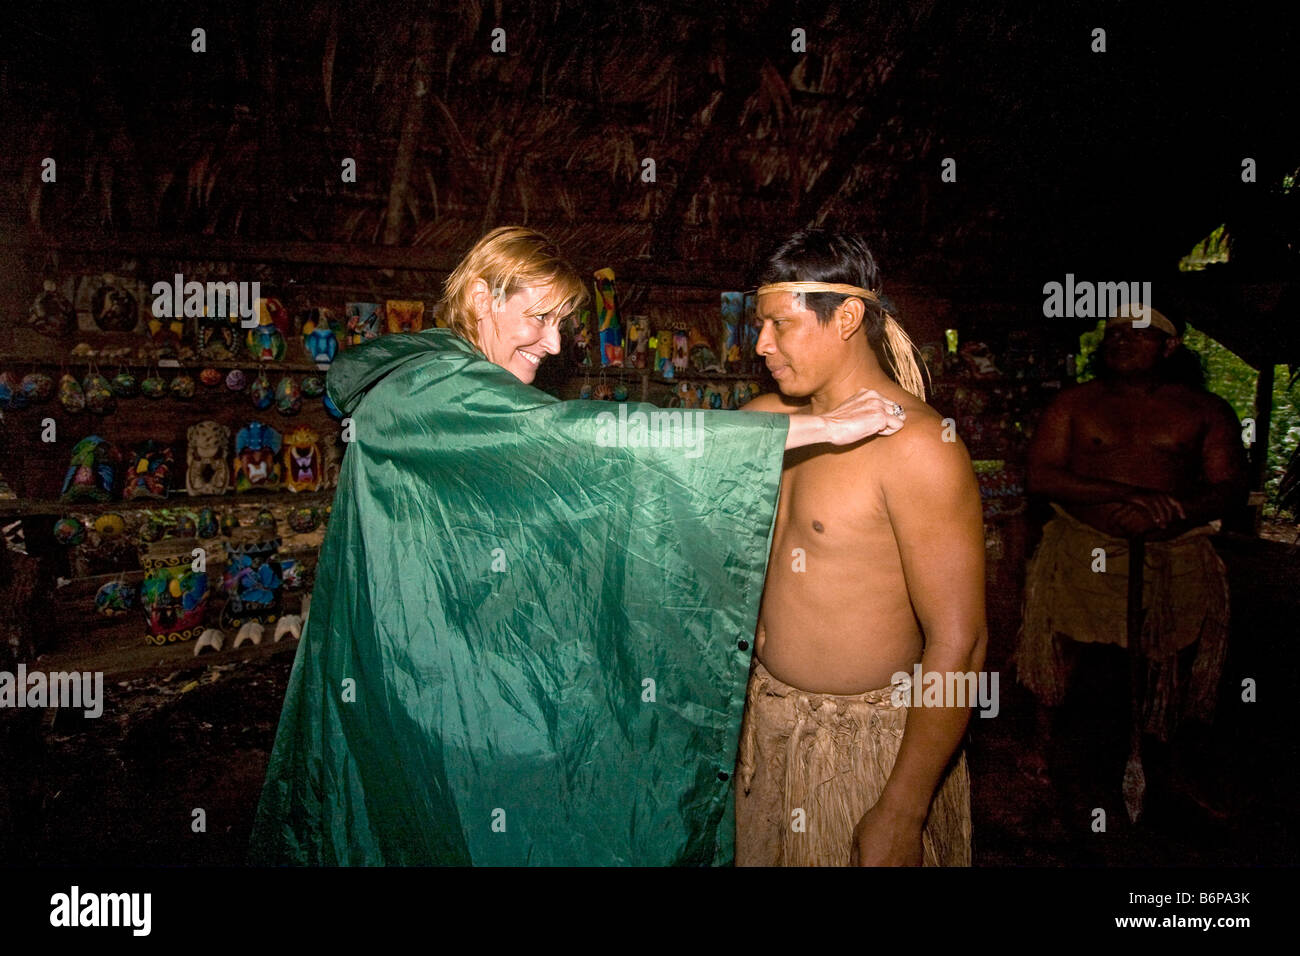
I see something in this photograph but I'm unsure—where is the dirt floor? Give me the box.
[2,615,1294,866]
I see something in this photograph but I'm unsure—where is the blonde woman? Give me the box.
[250,226,904,865]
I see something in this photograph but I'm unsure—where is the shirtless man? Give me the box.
[734,230,986,867]
[1016,304,1246,840]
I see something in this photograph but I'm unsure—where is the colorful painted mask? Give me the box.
[220,530,283,630]
[82,372,115,414]
[283,426,322,493]
[305,327,339,368]
[61,435,120,502]
[385,299,425,333]
[234,421,282,492]
[275,375,302,415]
[58,373,86,413]
[246,299,288,362]
[345,302,383,345]
[186,420,231,496]
[29,280,76,336]
[92,278,138,332]
[250,370,274,410]
[140,538,209,645]
[123,441,175,500]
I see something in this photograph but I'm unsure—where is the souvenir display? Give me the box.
[612,382,629,402]
[688,327,718,372]
[186,420,232,496]
[960,341,1001,378]
[140,371,167,399]
[302,309,341,369]
[82,369,115,414]
[169,374,196,400]
[146,301,185,354]
[139,537,209,645]
[61,436,120,502]
[220,511,240,536]
[91,276,139,332]
[233,421,282,491]
[199,367,223,387]
[593,268,623,366]
[345,302,383,345]
[29,280,76,336]
[53,518,85,546]
[58,373,86,412]
[21,372,56,404]
[255,509,278,533]
[197,508,219,538]
[261,297,292,336]
[287,506,320,533]
[110,370,139,398]
[280,558,301,589]
[672,328,689,371]
[93,513,126,538]
[220,528,283,629]
[300,374,325,398]
[385,299,425,334]
[283,426,322,492]
[655,331,674,379]
[250,368,274,410]
[225,368,247,391]
[94,579,136,618]
[275,375,302,415]
[122,441,175,500]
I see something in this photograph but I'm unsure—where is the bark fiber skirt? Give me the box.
[735,657,972,867]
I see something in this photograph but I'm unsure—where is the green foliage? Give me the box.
[1074,323,1299,518]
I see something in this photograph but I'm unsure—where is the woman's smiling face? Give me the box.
[472,279,564,384]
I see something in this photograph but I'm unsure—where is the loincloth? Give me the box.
[1015,504,1229,740]
[734,657,971,867]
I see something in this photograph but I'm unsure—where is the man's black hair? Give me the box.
[756,229,890,347]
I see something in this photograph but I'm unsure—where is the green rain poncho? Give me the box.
[248,329,788,865]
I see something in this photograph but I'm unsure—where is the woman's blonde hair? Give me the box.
[438,226,589,349]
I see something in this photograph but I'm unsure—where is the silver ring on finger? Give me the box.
[889,402,904,417]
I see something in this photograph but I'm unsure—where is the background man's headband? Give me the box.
[753,282,928,400]
[1106,304,1178,338]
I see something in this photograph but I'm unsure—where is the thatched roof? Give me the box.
[2,0,1296,318]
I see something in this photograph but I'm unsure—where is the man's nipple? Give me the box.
[812,520,824,533]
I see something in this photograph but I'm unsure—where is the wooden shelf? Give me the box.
[0,489,335,517]
[0,353,331,373]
